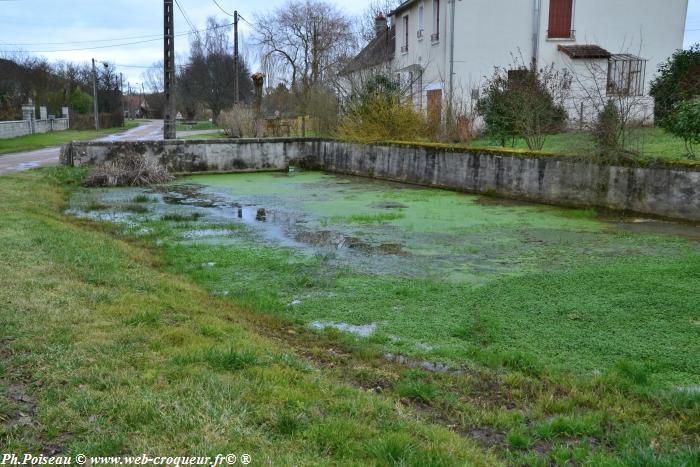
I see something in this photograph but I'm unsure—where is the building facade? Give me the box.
[345,0,689,124]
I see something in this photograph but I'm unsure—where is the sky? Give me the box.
[0,0,699,86]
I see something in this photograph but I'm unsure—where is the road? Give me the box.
[0,120,166,176]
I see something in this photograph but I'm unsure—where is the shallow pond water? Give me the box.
[67,171,700,383]
[69,171,700,284]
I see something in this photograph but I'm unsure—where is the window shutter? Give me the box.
[548,0,573,38]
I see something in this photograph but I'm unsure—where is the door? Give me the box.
[427,89,442,126]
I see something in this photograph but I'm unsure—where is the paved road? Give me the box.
[0,120,165,176]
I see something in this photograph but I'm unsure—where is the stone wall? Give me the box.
[60,138,700,221]
[60,138,320,174]
[0,118,70,139]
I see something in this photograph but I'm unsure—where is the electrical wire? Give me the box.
[0,22,233,54]
[211,0,235,17]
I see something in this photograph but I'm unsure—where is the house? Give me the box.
[344,0,689,124]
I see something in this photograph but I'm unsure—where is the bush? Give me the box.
[84,152,173,187]
[69,88,93,114]
[650,44,700,122]
[338,74,426,142]
[217,104,265,138]
[594,100,623,159]
[69,111,124,130]
[661,97,700,159]
[477,63,568,150]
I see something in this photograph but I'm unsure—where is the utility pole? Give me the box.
[91,58,100,132]
[163,0,176,139]
[119,72,124,127]
[234,10,239,104]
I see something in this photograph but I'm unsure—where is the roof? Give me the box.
[340,25,396,76]
[389,0,419,16]
[557,44,611,59]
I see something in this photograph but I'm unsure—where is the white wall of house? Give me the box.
[388,0,689,121]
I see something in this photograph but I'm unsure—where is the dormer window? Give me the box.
[548,0,574,39]
[431,0,440,42]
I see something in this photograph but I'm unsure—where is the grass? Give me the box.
[3,168,699,464]
[176,120,216,131]
[0,121,139,155]
[0,167,494,464]
[177,131,226,141]
[468,127,690,162]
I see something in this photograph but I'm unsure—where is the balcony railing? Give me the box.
[417,29,423,39]
[401,45,408,53]
[431,32,439,42]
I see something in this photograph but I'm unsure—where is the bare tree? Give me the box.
[563,44,653,160]
[253,0,357,94]
[356,0,402,45]
[178,17,253,122]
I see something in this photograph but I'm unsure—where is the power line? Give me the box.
[212,0,235,17]
[174,0,200,38]
[0,21,233,54]
[1,32,166,47]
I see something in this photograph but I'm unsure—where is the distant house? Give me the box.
[343,0,690,123]
[122,95,149,118]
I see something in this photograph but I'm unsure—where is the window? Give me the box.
[548,0,574,39]
[402,15,409,53]
[431,0,440,41]
[607,55,647,97]
[418,5,424,39]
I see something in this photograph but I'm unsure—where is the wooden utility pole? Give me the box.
[163,0,176,139]
[91,58,100,132]
[234,10,239,104]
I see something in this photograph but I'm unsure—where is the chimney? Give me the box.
[374,13,387,38]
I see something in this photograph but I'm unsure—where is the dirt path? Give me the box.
[0,120,165,176]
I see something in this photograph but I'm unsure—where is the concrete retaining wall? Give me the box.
[60,138,320,174]
[316,142,700,221]
[60,138,700,221]
[0,118,69,139]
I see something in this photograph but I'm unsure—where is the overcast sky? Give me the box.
[1,0,699,86]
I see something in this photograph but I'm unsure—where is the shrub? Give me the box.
[338,74,426,142]
[217,104,265,138]
[477,62,569,150]
[594,100,623,160]
[69,88,93,115]
[650,43,700,122]
[84,152,173,187]
[660,97,700,159]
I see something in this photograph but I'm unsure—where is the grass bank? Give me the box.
[177,131,226,141]
[0,168,494,464]
[468,127,689,162]
[0,122,139,155]
[176,121,216,131]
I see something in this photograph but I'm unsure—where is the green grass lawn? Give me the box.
[0,168,495,465]
[468,127,690,162]
[59,171,700,465]
[0,122,139,155]
[176,120,216,131]
[177,131,226,140]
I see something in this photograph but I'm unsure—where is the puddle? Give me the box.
[179,229,237,239]
[383,353,460,374]
[310,321,377,337]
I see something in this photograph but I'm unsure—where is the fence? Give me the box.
[0,117,70,139]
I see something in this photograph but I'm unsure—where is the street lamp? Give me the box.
[92,59,109,131]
